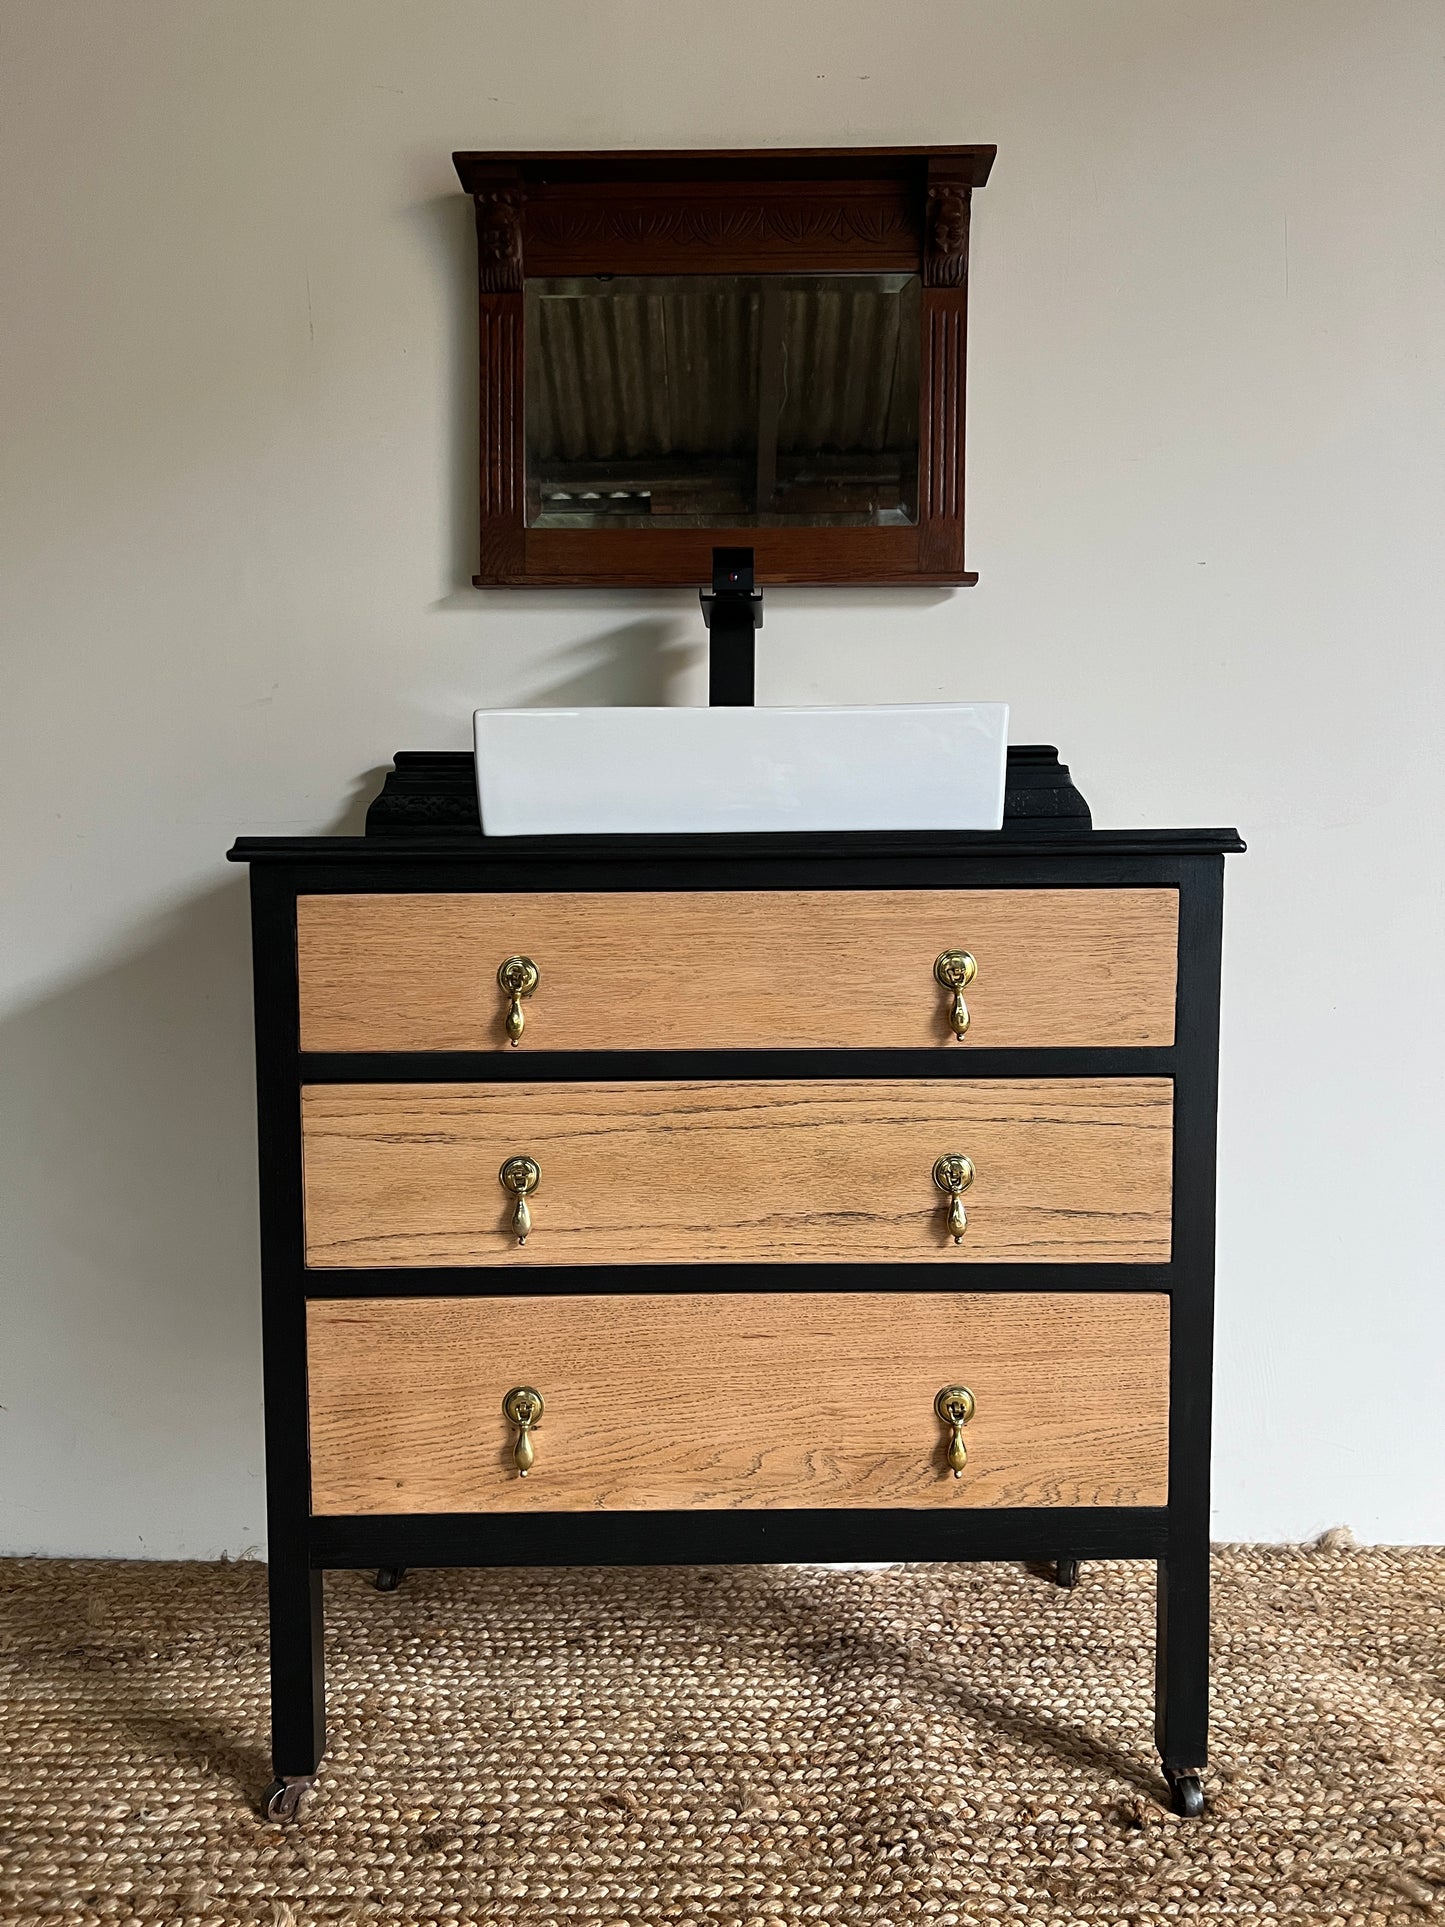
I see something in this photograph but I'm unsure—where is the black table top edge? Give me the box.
[230,826,1245,862]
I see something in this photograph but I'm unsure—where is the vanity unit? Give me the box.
[230,751,1242,1820]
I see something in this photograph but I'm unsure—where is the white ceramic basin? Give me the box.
[473,703,1009,836]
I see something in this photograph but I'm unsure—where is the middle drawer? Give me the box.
[301,1077,1173,1267]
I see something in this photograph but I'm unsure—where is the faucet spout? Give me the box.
[701,546,763,706]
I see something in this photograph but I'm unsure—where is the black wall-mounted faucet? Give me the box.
[701,547,764,706]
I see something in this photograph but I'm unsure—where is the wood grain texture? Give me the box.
[504,523,965,588]
[296,888,1178,1053]
[306,1290,1170,1513]
[521,180,923,275]
[300,1078,1173,1268]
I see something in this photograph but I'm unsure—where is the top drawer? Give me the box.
[296,888,1178,1053]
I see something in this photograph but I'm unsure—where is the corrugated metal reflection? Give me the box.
[524,274,919,527]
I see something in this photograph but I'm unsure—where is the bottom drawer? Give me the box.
[307,1292,1169,1514]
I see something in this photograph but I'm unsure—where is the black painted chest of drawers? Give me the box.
[230,750,1242,1822]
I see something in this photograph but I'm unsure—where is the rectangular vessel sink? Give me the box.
[474,704,1009,837]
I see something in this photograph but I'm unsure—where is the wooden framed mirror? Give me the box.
[452,146,995,587]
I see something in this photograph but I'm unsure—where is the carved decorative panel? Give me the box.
[475,191,523,294]
[924,186,971,289]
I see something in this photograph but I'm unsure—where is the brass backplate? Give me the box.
[932,1153,975,1197]
[503,1385,544,1427]
[499,1155,540,1197]
[497,956,539,997]
[933,949,977,992]
[934,1384,976,1427]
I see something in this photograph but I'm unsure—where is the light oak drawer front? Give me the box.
[296,889,1177,1052]
[301,1078,1172,1267]
[307,1291,1170,1513]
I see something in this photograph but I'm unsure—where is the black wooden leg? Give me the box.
[374,1565,407,1592]
[251,864,326,1824]
[1055,1557,1080,1588]
[1155,1547,1208,1816]
[262,1561,324,1821]
[1157,858,1222,1821]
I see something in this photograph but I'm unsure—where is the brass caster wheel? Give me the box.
[374,1566,407,1592]
[1055,1558,1080,1589]
[262,1775,314,1823]
[1165,1769,1205,1818]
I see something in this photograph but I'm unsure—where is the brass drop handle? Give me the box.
[497,955,539,1045]
[935,1384,976,1478]
[498,1155,540,1244]
[503,1385,544,1478]
[932,1153,975,1244]
[934,949,977,1040]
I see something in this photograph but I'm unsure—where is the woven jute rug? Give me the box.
[1,1545,1441,1924]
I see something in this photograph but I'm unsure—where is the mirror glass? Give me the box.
[524,273,920,529]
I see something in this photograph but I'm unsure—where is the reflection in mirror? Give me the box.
[524,274,920,529]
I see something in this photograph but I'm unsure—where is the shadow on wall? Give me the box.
[412,191,480,598]
[0,787,377,1558]
[1,881,261,1553]
[516,618,702,707]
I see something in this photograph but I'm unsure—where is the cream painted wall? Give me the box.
[2,1,1442,1554]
